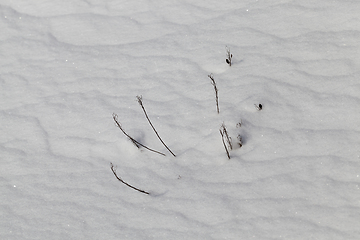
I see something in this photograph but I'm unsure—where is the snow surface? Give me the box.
[1,0,360,239]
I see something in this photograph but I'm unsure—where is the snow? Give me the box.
[1,0,360,239]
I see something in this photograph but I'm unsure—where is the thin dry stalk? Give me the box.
[219,127,231,159]
[208,73,219,114]
[221,123,232,150]
[110,163,149,195]
[112,113,166,156]
[226,46,233,66]
[136,96,176,157]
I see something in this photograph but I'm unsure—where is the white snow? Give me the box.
[1,0,360,239]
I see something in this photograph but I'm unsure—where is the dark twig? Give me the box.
[110,163,149,195]
[136,96,176,157]
[208,73,219,114]
[225,46,233,66]
[112,113,166,156]
[219,126,231,159]
[221,123,232,150]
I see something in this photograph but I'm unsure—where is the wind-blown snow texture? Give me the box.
[1,1,360,239]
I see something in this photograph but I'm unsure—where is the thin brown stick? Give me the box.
[136,96,176,157]
[221,123,232,150]
[110,163,150,195]
[113,113,166,156]
[219,128,230,159]
[208,74,219,114]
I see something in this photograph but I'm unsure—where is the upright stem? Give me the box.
[220,128,230,159]
[208,74,219,114]
[137,96,176,157]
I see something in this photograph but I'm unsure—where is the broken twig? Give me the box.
[110,162,149,195]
